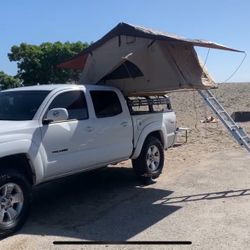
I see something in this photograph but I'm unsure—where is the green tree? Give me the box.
[8,41,88,85]
[0,71,21,90]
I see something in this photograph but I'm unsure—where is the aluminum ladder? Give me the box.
[198,89,250,153]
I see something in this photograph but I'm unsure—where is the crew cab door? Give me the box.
[41,90,96,177]
[89,90,133,163]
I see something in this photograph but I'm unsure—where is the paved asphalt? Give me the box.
[1,149,250,250]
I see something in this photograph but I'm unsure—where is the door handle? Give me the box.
[120,121,128,127]
[86,126,94,132]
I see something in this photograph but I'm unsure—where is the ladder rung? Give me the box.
[241,136,250,139]
[199,89,250,152]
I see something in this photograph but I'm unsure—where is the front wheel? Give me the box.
[132,136,164,184]
[0,169,32,239]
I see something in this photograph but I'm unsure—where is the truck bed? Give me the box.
[127,96,176,149]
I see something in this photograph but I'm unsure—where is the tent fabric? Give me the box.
[57,54,88,70]
[58,23,244,95]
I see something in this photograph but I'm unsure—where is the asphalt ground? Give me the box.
[1,148,250,250]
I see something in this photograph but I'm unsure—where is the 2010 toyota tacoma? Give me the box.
[0,84,176,237]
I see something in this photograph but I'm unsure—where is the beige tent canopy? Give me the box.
[58,22,243,96]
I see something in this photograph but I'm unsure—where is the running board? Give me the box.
[198,89,250,153]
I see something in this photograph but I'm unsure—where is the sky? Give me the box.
[1,0,249,82]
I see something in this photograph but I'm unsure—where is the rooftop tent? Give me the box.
[58,22,244,96]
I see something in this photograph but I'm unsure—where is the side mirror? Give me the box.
[43,108,69,124]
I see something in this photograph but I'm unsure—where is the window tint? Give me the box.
[90,91,122,118]
[48,91,88,120]
[0,91,49,121]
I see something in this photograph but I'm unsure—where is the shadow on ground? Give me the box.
[18,166,181,241]
[159,188,250,204]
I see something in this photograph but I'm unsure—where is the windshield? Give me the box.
[0,90,50,121]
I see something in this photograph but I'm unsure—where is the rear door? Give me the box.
[89,90,133,163]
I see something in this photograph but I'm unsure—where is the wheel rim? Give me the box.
[146,145,161,171]
[0,182,24,225]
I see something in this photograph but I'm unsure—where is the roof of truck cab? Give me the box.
[2,84,119,92]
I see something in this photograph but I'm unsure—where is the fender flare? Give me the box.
[0,139,45,184]
[131,123,167,159]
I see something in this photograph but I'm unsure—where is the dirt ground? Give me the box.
[1,83,250,249]
[167,82,250,171]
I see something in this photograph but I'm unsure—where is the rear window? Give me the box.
[90,91,122,118]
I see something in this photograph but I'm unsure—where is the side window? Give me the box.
[90,91,122,118]
[48,91,88,120]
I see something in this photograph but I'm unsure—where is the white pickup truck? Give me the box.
[0,84,176,237]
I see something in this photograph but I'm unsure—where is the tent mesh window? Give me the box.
[102,61,144,81]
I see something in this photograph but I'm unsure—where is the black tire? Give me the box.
[0,169,32,239]
[132,136,164,184]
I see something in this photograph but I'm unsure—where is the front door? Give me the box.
[41,90,96,178]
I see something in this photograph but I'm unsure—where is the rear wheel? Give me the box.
[132,136,164,184]
[0,169,31,239]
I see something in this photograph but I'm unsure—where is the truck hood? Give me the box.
[0,120,39,141]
